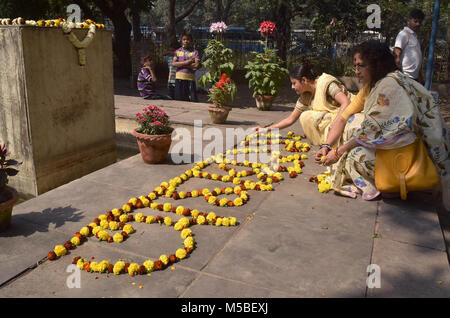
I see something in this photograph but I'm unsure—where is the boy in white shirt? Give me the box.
[394,9,425,81]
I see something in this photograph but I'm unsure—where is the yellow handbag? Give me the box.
[375,136,440,200]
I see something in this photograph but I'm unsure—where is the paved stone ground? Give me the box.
[0,82,449,298]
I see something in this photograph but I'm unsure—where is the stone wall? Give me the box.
[0,26,117,197]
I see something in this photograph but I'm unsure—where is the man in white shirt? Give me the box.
[394,9,425,81]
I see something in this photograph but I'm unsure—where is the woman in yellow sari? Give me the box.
[322,41,449,200]
[253,64,352,145]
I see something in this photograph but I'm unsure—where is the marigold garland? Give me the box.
[47,132,312,277]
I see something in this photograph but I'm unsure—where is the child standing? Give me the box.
[137,56,172,100]
[172,32,200,102]
[164,46,177,99]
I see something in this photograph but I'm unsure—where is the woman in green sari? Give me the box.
[322,41,449,200]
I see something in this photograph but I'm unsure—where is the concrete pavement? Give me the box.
[0,95,449,298]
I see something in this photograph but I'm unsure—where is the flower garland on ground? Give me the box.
[46,131,311,277]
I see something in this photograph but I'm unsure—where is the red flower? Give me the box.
[260,21,276,36]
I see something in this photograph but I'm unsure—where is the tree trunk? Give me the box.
[273,0,291,65]
[131,5,142,41]
[111,14,132,78]
[166,0,202,49]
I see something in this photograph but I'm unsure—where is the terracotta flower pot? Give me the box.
[255,95,276,111]
[132,129,173,164]
[208,106,232,124]
[0,187,19,232]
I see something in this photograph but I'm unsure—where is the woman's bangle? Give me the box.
[319,143,332,150]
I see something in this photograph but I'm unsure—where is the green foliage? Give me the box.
[244,44,289,98]
[208,80,237,107]
[198,39,235,88]
[0,144,21,196]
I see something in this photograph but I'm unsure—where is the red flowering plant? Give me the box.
[135,105,173,135]
[208,73,237,108]
[260,21,276,37]
[0,144,21,200]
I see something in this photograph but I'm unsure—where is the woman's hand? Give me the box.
[314,147,329,163]
[322,149,340,166]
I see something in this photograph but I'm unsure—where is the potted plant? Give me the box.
[198,21,235,91]
[207,73,237,124]
[0,144,22,231]
[244,21,289,110]
[132,106,174,164]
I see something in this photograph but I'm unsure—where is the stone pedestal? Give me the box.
[0,26,116,197]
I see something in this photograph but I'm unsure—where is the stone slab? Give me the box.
[368,238,450,297]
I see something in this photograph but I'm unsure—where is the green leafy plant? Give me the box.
[0,144,21,198]
[244,45,289,98]
[135,105,173,135]
[208,73,237,107]
[198,39,235,88]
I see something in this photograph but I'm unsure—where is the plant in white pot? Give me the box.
[244,21,289,110]
[0,144,22,231]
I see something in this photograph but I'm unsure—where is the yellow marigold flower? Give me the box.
[112,209,120,216]
[234,186,241,194]
[174,177,182,184]
[119,214,128,223]
[219,198,228,207]
[148,192,157,200]
[80,226,90,237]
[181,228,192,239]
[146,215,155,224]
[100,219,109,229]
[150,202,159,210]
[98,230,109,241]
[128,198,138,206]
[295,141,302,148]
[202,188,210,195]
[185,170,193,177]
[218,163,226,169]
[180,174,188,181]
[98,215,107,221]
[92,226,102,236]
[206,212,216,222]
[99,260,109,273]
[164,217,172,226]
[257,172,265,179]
[123,224,134,234]
[179,191,186,199]
[212,174,219,180]
[221,175,230,182]
[165,191,173,198]
[89,222,97,228]
[193,170,200,177]
[54,245,67,257]
[191,209,200,218]
[176,248,187,260]
[184,237,195,249]
[174,222,184,231]
[160,181,169,188]
[228,169,236,177]
[175,206,184,215]
[90,262,99,272]
[208,196,217,205]
[71,236,81,246]
[232,177,241,185]
[113,261,125,275]
[241,193,248,201]
[191,190,199,198]
[229,217,237,226]
[215,218,223,226]
[155,187,164,195]
[143,260,154,272]
[318,180,332,193]
[295,167,302,174]
[225,187,233,194]
[266,177,273,184]
[159,254,169,265]
[178,217,190,228]
[301,154,308,159]
[197,215,206,225]
[134,213,145,222]
[122,204,131,213]
[141,198,150,207]
[222,218,230,226]
[241,170,247,177]
[163,203,172,212]
[113,232,123,243]
[76,258,86,269]
[128,263,140,276]
[202,172,209,178]
[233,198,243,206]
[266,184,273,191]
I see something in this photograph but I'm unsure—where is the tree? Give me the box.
[166,0,203,48]
[214,0,236,23]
